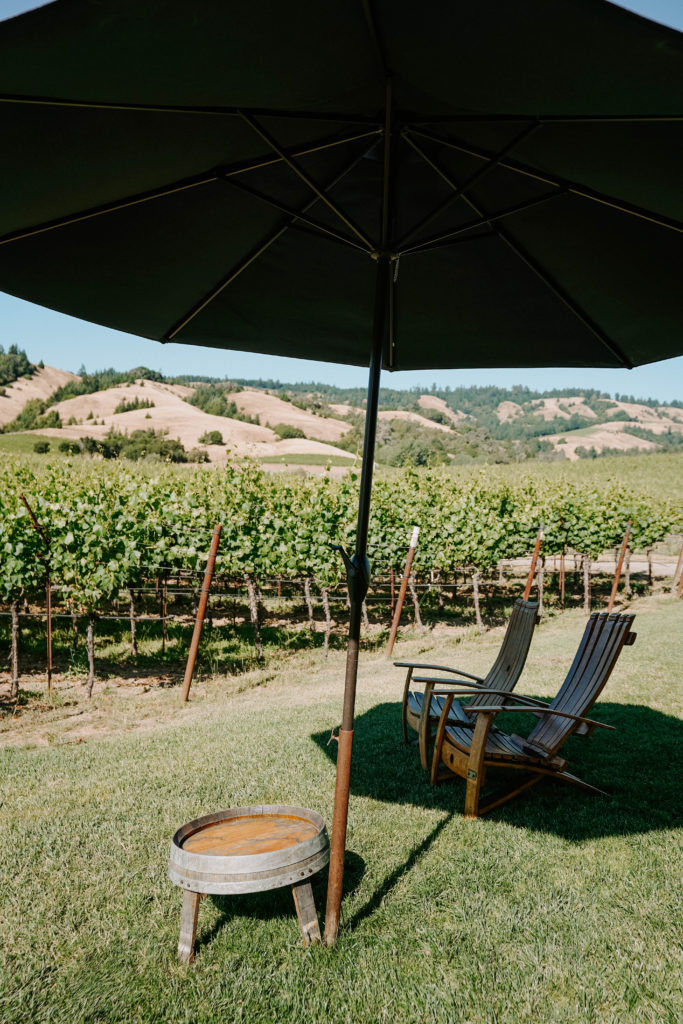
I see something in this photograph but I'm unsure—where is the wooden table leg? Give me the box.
[292,881,321,947]
[178,890,201,963]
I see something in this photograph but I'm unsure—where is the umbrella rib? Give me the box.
[379,77,397,367]
[410,113,683,125]
[396,122,540,250]
[361,0,390,75]
[405,127,683,235]
[0,93,381,124]
[0,129,379,248]
[239,112,377,251]
[3,95,680,127]
[402,133,631,366]
[399,190,566,255]
[163,143,377,341]
[219,177,372,254]
[459,192,633,368]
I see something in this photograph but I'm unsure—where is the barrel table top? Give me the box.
[182,813,319,857]
[169,804,329,895]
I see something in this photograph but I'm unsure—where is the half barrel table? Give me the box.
[169,804,329,962]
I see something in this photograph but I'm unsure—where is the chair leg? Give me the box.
[477,768,606,815]
[553,769,608,798]
[478,773,543,815]
[430,698,452,785]
[401,668,413,744]
[418,681,436,771]
[464,713,494,819]
[292,881,321,947]
[178,890,201,964]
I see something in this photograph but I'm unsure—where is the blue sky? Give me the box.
[1,0,682,400]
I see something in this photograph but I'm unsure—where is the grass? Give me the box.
[260,453,355,466]
[0,432,60,454]
[0,594,681,1023]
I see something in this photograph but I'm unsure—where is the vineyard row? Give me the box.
[2,459,681,695]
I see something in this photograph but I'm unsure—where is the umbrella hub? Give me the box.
[332,545,370,607]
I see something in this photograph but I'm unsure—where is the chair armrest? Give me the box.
[413,679,548,708]
[411,673,490,690]
[465,705,615,730]
[394,662,485,683]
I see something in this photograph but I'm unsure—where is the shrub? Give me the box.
[187,447,210,463]
[58,440,82,455]
[199,430,224,445]
[2,400,61,433]
[33,440,50,453]
[186,384,259,423]
[113,397,155,414]
[273,423,306,440]
[0,343,33,386]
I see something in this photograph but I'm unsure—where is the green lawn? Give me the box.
[0,432,58,454]
[1,595,681,1023]
[260,453,355,466]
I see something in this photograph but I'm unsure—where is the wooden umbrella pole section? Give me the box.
[180,524,222,702]
[19,494,52,691]
[522,526,544,601]
[324,255,388,946]
[384,526,420,658]
[607,521,631,612]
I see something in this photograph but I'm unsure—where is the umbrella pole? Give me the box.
[324,256,389,945]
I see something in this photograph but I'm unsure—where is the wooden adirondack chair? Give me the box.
[425,612,636,817]
[395,597,539,770]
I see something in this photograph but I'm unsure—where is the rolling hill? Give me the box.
[1,350,681,466]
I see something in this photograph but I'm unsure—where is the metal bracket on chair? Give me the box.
[331,544,370,606]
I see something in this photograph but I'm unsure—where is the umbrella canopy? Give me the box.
[0,0,681,371]
[1,1,681,946]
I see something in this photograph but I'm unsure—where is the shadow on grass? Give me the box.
[0,688,41,715]
[312,700,683,841]
[194,852,366,952]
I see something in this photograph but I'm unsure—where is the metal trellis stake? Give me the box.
[607,521,631,612]
[385,526,420,658]
[180,524,222,702]
[522,524,544,603]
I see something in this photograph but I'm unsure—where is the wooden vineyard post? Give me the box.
[607,522,631,612]
[19,494,52,692]
[472,571,483,631]
[385,526,420,658]
[671,540,683,596]
[522,526,544,602]
[559,551,566,610]
[583,555,592,615]
[180,525,222,702]
[303,578,316,632]
[537,556,545,617]
[408,571,423,629]
[161,571,168,655]
[10,600,19,699]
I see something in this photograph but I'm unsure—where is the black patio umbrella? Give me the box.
[0,0,681,944]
